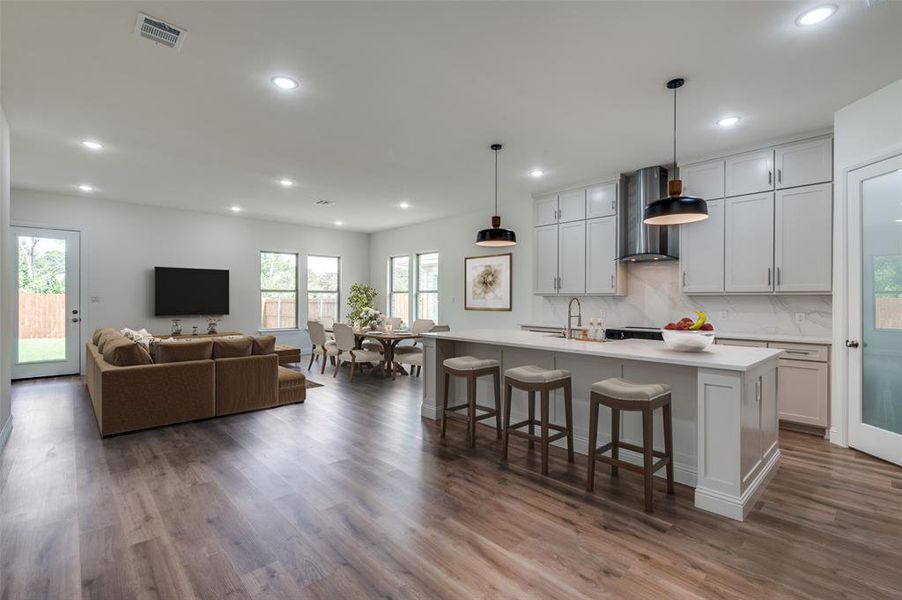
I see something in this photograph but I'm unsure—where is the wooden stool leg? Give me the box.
[540,389,550,476]
[611,407,620,477]
[587,395,599,492]
[502,382,513,461]
[642,407,654,512]
[527,391,536,451]
[493,369,502,440]
[441,372,450,439]
[467,374,477,448]
[564,380,574,463]
[663,400,675,495]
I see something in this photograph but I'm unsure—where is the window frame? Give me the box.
[306,254,342,323]
[415,251,439,321]
[259,250,300,331]
[388,254,412,324]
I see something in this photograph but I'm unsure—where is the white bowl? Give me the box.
[661,329,715,352]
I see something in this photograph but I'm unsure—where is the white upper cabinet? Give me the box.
[586,216,619,294]
[775,137,832,189]
[680,159,725,200]
[775,183,832,293]
[533,224,559,294]
[557,220,586,294]
[557,189,586,223]
[725,192,775,293]
[680,198,725,293]
[725,149,774,197]
[586,182,618,219]
[534,194,558,226]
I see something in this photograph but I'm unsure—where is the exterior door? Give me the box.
[847,154,902,465]
[11,227,81,379]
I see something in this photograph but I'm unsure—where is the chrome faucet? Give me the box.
[566,297,582,339]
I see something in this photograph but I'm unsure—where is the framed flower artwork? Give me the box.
[464,253,512,311]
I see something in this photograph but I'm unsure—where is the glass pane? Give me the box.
[261,252,297,291]
[261,291,297,329]
[308,292,338,322]
[307,256,339,292]
[391,292,409,322]
[18,236,67,363]
[391,256,409,292]
[418,253,439,291]
[861,167,902,434]
[417,292,438,322]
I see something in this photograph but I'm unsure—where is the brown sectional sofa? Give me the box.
[86,329,306,436]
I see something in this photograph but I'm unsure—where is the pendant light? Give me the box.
[643,78,709,226]
[476,143,517,247]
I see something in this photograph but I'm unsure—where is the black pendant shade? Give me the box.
[476,143,517,247]
[643,78,709,226]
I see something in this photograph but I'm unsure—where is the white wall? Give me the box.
[10,189,372,365]
[830,77,902,446]
[0,109,12,449]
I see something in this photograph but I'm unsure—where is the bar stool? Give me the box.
[501,365,574,475]
[586,377,674,512]
[441,356,502,447]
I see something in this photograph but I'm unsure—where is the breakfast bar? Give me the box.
[421,329,784,520]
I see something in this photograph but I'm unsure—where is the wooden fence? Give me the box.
[876,297,902,330]
[261,297,339,329]
[18,293,65,339]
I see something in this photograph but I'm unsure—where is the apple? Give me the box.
[700,323,714,331]
[664,323,677,330]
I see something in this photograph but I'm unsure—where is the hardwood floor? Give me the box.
[2,367,902,599]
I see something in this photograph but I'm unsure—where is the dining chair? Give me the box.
[307,321,338,374]
[396,323,448,377]
[318,316,335,340]
[333,323,382,382]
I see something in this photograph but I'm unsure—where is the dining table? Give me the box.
[324,327,421,379]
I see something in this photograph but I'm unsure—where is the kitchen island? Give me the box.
[420,329,783,521]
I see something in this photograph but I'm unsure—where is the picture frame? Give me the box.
[464,253,512,311]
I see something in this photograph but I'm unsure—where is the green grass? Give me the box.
[18,338,66,363]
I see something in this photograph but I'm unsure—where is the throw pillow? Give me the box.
[252,335,276,355]
[92,327,118,345]
[154,340,214,364]
[96,330,125,352]
[102,336,153,366]
[212,337,253,359]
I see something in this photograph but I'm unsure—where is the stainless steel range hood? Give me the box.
[618,166,679,262]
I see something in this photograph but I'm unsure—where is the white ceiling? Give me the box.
[3,1,901,232]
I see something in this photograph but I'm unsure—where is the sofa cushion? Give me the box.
[102,336,153,366]
[213,336,253,359]
[92,327,118,345]
[97,330,126,352]
[155,340,213,363]
[252,335,276,355]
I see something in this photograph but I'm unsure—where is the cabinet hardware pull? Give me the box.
[610,274,615,289]
[777,267,781,286]
[682,271,687,287]
[611,199,616,212]
[777,169,782,184]
[784,350,809,355]
[768,170,772,185]
[767,268,772,286]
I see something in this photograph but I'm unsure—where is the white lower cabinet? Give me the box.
[557,220,586,294]
[680,198,724,293]
[533,224,558,294]
[775,183,832,293]
[586,216,623,294]
[776,359,829,428]
[725,192,774,293]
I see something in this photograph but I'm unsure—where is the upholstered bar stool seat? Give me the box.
[587,377,675,513]
[441,356,502,447]
[502,365,574,476]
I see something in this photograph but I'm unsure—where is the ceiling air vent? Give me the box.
[134,12,186,50]
[313,200,335,207]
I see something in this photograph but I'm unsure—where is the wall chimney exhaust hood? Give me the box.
[618,166,679,262]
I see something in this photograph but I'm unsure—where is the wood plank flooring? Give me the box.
[2,368,902,599]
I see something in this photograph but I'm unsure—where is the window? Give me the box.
[307,255,340,322]
[389,255,410,323]
[260,252,298,329]
[416,252,439,322]
[874,255,902,331]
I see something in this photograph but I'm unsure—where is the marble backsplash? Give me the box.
[533,261,832,339]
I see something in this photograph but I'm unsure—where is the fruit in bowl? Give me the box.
[661,311,715,352]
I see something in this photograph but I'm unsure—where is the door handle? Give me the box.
[71,317,81,323]
[845,340,859,348]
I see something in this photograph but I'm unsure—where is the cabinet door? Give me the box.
[558,189,586,223]
[586,182,618,219]
[725,149,774,197]
[586,216,617,294]
[534,194,558,226]
[680,198,724,293]
[725,192,774,292]
[777,359,829,427]
[681,159,725,199]
[533,225,559,294]
[557,220,586,294]
[775,183,832,293]
[775,137,832,189]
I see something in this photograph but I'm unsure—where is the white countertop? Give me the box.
[519,324,831,346]
[424,329,782,372]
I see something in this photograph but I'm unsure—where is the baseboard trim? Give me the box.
[695,448,781,521]
[0,415,12,452]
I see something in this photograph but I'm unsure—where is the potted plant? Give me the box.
[347,283,378,324]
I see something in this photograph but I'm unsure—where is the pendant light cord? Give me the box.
[672,85,678,177]
[494,147,499,215]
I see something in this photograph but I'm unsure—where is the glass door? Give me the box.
[848,154,902,465]
[11,227,81,379]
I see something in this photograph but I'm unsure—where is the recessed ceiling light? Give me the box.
[716,116,742,127]
[231,206,242,212]
[399,201,410,209]
[78,184,94,192]
[529,169,545,178]
[896,218,902,223]
[334,220,343,226]
[279,178,294,188]
[795,4,837,26]
[81,139,103,150]
[271,76,299,90]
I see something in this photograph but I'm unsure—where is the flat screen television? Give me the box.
[155,267,229,316]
